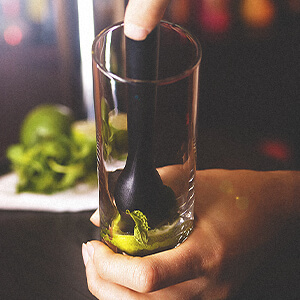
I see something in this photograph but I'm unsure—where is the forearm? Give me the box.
[267,170,300,219]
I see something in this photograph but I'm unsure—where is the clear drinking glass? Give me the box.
[92,21,202,256]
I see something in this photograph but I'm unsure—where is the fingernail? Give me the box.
[90,209,98,224]
[87,242,95,260]
[82,243,89,266]
[124,23,149,41]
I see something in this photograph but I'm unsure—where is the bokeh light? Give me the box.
[26,0,49,24]
[199,0,231,33]
[259,139,292,161]
[4,25,23,46]
[241,0,276,28]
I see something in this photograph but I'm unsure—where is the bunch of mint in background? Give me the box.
[7,104,97,194]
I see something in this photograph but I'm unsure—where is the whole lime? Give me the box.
[71,120,96,145]
[20,104,74,146]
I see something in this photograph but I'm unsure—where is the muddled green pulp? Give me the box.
[100,209,193,256]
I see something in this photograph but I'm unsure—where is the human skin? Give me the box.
[124,0,170,40]
[82,169,299,300]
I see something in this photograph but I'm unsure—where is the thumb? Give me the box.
[124,0,170,40]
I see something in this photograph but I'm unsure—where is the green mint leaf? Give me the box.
[126,210,149,245]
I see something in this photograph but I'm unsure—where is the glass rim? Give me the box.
[92,20,202,85]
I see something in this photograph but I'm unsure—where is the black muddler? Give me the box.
[113,26,176,228]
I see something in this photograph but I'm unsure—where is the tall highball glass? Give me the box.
[92,21,202,256]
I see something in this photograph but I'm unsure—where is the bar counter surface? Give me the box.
[0,210,98,300]
[0,204,299,299]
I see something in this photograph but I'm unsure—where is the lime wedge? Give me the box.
[108,112,127,132]
[108,112,128,160]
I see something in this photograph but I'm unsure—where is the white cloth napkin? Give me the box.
[0,173,99,212]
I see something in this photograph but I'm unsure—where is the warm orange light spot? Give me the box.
[241,0,276,28]
[4,25,23,46]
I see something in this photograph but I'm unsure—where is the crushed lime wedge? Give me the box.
[101,210,193,256]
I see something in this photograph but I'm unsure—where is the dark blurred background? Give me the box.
[1,0,299,172]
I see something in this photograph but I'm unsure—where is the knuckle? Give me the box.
[133,260,160,293]
[200,237,225,274]
[87,278,100,298]
[188,239,224,279]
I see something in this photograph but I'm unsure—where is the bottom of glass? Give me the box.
[100,193,195,256]
[101,217,193,256]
